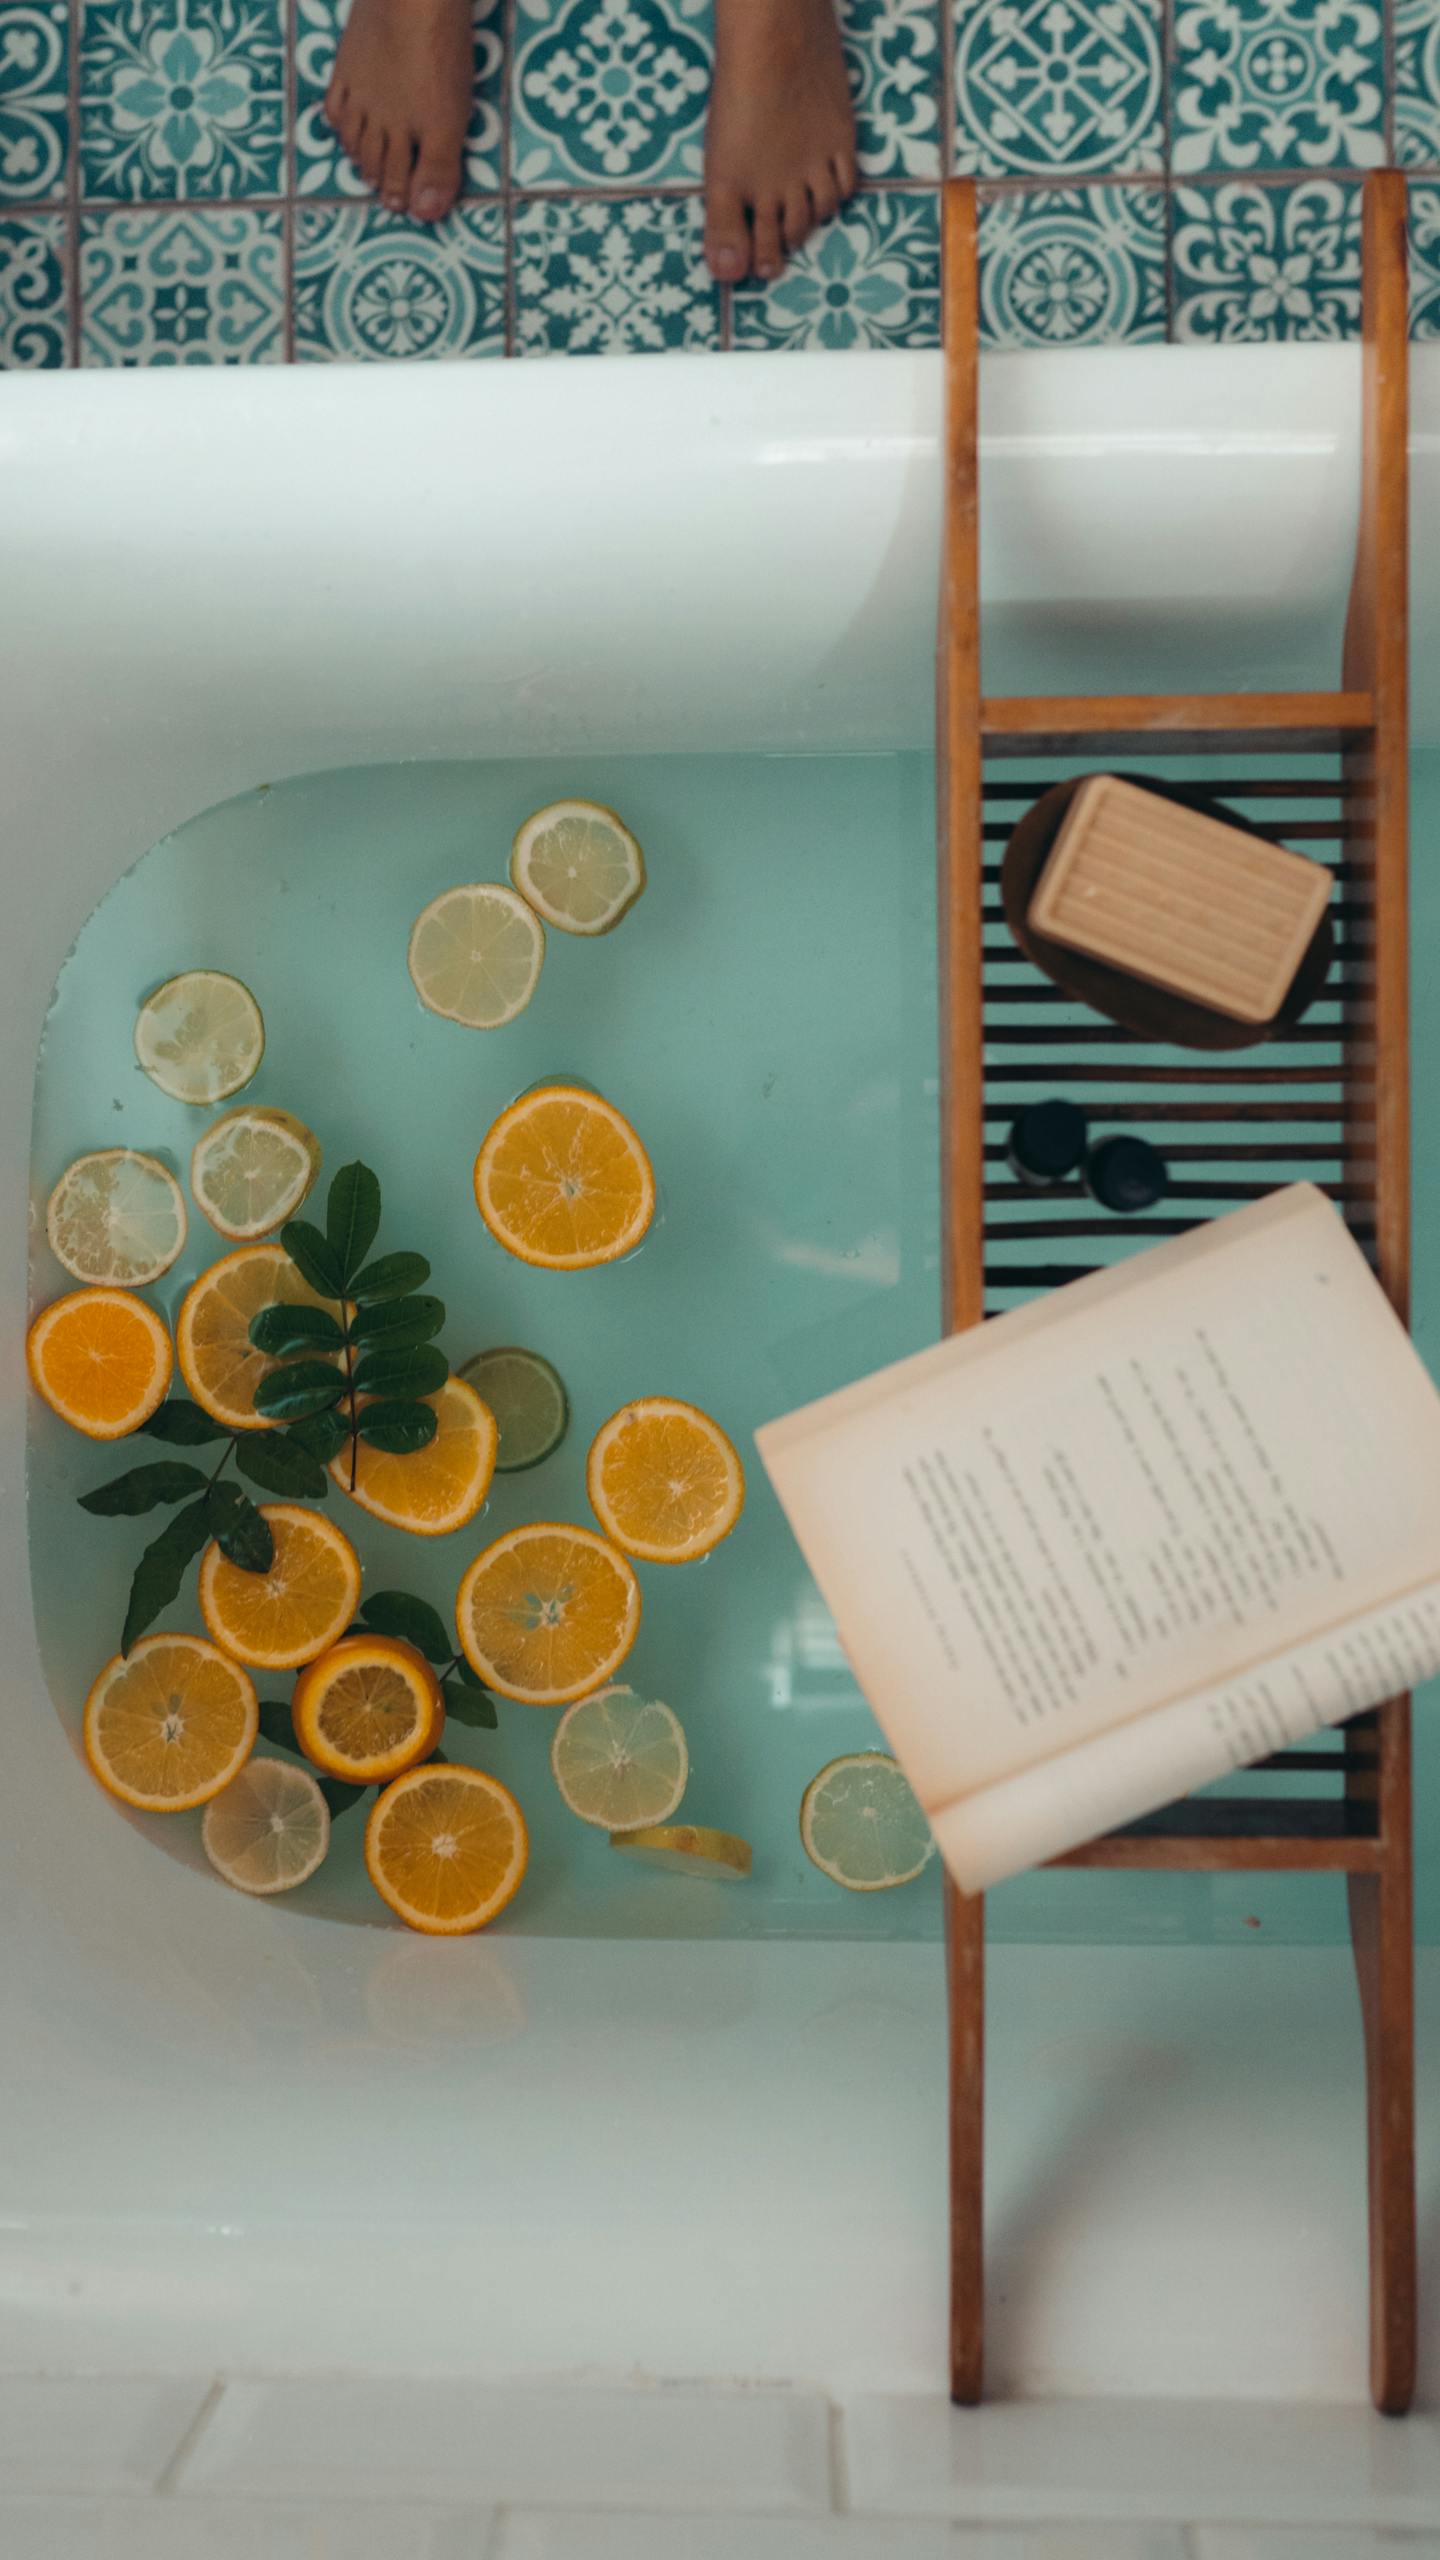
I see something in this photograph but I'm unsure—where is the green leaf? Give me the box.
[358,1589,452,1662]
[352,1343,449,1402]
[319,1777,367,1819]
[278,1217,345,1301]
[351,1294,446,1352]
[356,1400,439,1455]
[121,1498,213,1654]
[206,1482,275,1574]
[450,1653,488,1693]
[326,1162,382,1288]
[79,1460,208,1517]
[139,1400,232,1447]
[235,1432,328,1501]
[350,1251,431,1305]
[253,1362,347,1422]
[249,1303,345,1358]
[286,1408,349,1465]
[258,1698,300,1753]
[442,1681,498,1731]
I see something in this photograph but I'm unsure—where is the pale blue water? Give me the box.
[29,748,1440,1942]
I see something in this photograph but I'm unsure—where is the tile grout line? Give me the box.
[1384,0,1397,167]
[1161,0,1177,339]
[502,0,517,351]
[151,2377,227,2499]
[941,0,957,186]
[65,0,82,366]
[283,0,298,363]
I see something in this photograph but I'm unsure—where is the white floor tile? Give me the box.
[1195,2532,1440,2557]
[177,2379,832,2513]
[0,2500,490,2559]
[0,2375,213,2496]
[842,2396,1440,2528]
[495,2515,1185,2559]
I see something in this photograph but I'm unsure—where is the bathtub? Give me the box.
[5,341,1440,2412]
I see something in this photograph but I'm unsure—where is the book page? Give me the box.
[933,1573,1440,1894]
[757,1187,1440,1815]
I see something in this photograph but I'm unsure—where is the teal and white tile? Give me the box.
[979,185,1165,345]
[293,201,505,361]
[1411,182,1440,333]
[511,0,711,187]
[1397,0,1440,166]
[732,189,939,350]
[0,215,68,369]
[514,193,719,353]
[1171,0,1385,173]
[79,0,285,201]
[293,0,504,198]
[1171,176,1361,339]
[81,207,283,363]
[952,0,1164,178]
[1,2,68,203]
[847,0,941,180]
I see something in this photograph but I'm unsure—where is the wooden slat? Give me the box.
[980,693,1374,757]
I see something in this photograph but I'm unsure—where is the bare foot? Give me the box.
[704,0,857,284]
[324,0,472,224]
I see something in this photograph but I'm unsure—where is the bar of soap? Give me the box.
[1027,775,1332,1025]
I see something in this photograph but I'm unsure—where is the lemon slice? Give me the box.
[135,971,264,1105]
[460,1345,569,1472]
[551,1685,688,1831]
[45,1148,187,1287]
[408,883,545,1029]
[202,1755,331,1895]
[800,1752,935,1892]
[510,800,646,936]
[191,1107,320,1241]
[610,1823,751,1880]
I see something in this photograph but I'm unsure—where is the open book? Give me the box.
[756,1186,1440,1894]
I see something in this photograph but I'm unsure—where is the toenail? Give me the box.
[414,186,449,220]
[384,193,406,211]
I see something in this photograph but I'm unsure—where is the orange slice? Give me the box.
[586,1395,745,1564]
[365,1763,529,1935]
[198,1502,362,1671]
[177,1243,338,1432]
[455,1521,640,1706]
[84,1634,258,1811]
[473,1082,654,1271]
[330,1376,497,1537]
[292,1634,443,1783]
[27,1288,172,1440]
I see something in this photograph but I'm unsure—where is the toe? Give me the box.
[809,167,839,225]
[703,181,750,282]
[357,116,386,190]
[833,148,859,201]
[751,200,784,282]
[323,76,345,133]
[410,129,465,223]
[783,187,814,258]
[381,125,417,214]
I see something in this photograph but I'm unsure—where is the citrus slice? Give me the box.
[800,1752,935,1892]
[45,1149,187,1288]
[27,1288,172,1439]
[330,1376,496,1537]
[134,970,264,1105]
[459,1345,568,1472]
[202,1754,331,1894]
[610,1823,752,1880]
[474,1083,654,1271]
[587,1395,744,1564]
[292,1634,443,1783]
[365,1764,528,1935]
[550,1684,688,1831]
[190,1107,320,1241]
[176,1243,337,1431]
[509,799,646,937]
[84,1633,258,1811]
[455,1521,640,1706]
[198,1502,361,1671]
[408,883,545,1030]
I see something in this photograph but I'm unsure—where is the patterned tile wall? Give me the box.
[1,0,1438,364]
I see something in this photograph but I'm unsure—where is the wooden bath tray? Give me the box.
[937,170,1414,2414]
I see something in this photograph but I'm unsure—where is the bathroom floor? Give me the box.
[5,0,1440,365]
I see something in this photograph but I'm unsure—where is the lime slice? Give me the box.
[460,1344,569,1471]
[610,1823,751,1880]
[201,1756,331,1896]
[191,1107,320,1241]
[135,971,265,1106]
[408,883,544,1029]
[510,800,646,937]
[800,1753,934,1892]
[46,1148,187,1287]
[551,1685,688,1832]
